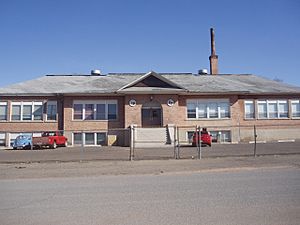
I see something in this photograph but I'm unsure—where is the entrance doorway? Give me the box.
[142,101,162,127]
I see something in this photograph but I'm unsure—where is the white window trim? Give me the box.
[73,100,118,121]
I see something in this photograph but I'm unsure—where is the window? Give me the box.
[208,103,218,118]
[74,104,83,120]
[187,99,230,119]
[219,102,230,118]
[11,102,43,121]
[97,133,106,145]
[0,102,7,120]
[96,104,105,120]
[209,131,231,143]
[187,102,196,118]
[85,104,94,120]
[197,103,207,118]
[85,133,95,145]
[291,100,300,118]
[257,100,288,119]
[0,133,5,146]
[278,101,288,118]
[73,133,82,145]
[47,101,57,121]
[244,101,255,119]
[108,104,117,120]
[12,104,21,120]
[268,101,277,119]
[33,104,43,120]
[258,101,268,119]
[73,132,106,146]
[187,131,194,143]
[73,100,117,121]
[22,105,32,120]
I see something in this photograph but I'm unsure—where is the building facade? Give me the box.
[1,71,300,147]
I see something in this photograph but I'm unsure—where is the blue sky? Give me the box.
[0,0,299,87]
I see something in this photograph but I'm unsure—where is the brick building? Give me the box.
[1,29,300,147]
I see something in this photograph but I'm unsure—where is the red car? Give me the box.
[32,131,68,149]
[192,131,212,147]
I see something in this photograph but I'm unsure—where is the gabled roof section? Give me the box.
[117,71,186,93]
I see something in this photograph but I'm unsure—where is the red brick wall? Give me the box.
[0,97,59,133]
[63,96,125,131]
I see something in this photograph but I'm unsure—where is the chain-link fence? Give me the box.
[0,124,299,162]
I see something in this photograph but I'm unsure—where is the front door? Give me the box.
[142,108,162,127]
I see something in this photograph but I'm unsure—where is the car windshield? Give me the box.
[16,135,31,140]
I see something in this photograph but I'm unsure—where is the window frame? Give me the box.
[186,99,230,120]
[73,132,107,146]
[73,100,118,121]
[0,102,8,121]
[11,101,43,121]
[257,100,288,119]
[244,100,255,119]
[291,100,300,118]
[46,101,57,121]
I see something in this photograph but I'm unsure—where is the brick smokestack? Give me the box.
[209,28,219,75]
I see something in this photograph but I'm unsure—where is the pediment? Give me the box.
[117,71,185,93]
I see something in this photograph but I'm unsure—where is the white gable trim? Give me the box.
[117,71,186,92]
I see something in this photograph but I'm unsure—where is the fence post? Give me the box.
[195,126,199,158]
[197,126,202,159]
[173,125,177,159]
[176,126,180,159]
[254,125,257,157]
[31,132,33,150]
[129,125,134,161]
[80,131,84,162]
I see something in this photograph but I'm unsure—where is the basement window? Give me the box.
[73,132,106,146]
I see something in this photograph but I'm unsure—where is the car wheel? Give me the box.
[52,142,57,149]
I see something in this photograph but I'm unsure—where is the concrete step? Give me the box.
[134,127,171,148]
[135,128,166,142]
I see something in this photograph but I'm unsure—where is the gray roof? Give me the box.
[1,72,300,96]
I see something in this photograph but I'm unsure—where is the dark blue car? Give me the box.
[12,135,32,150]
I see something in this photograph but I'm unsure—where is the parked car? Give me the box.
[192,129,212,147]
[32,131,68,149]
[12,135,32,150]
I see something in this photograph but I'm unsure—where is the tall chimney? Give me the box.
[209,28,219,75]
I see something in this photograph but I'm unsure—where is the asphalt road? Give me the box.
[1,167,299,225]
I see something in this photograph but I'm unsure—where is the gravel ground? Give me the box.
[1,154,299,180]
